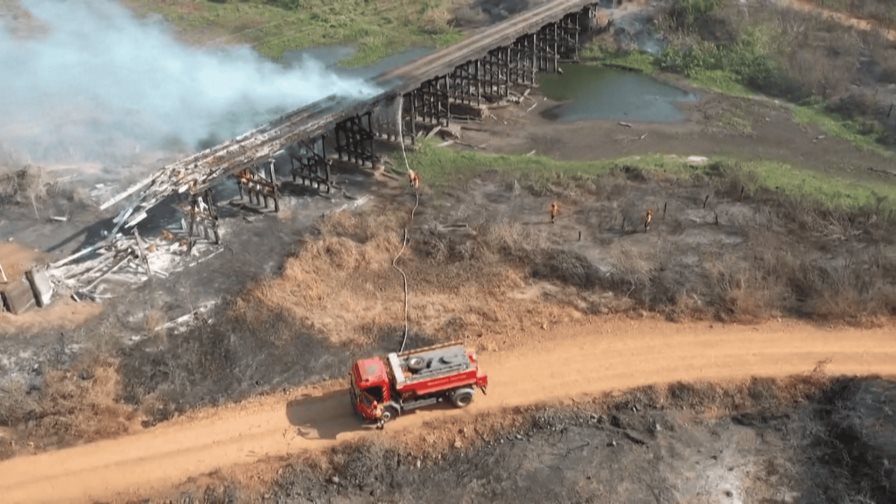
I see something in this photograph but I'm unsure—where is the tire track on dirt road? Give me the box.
[1,318,894,503]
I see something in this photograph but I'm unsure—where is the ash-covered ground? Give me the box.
[1,0,895,464]
[157,377,895,504]
[2,128,895,457]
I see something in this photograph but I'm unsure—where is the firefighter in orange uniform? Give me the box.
[549,201,559,224]
[408,169,421,191]
[372,400,385,429]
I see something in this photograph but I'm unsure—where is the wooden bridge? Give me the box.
[99,0,612,232]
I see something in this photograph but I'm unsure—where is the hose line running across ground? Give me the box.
[393,98,418,353]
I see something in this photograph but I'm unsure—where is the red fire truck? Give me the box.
[349,342,488,426]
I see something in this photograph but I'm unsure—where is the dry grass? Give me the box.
[0,358,138,457]
[246,168,896,342]
[244,210,580,349]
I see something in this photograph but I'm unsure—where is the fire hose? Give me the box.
[393,98,418,353]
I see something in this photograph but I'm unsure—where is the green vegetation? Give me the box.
[661,0,895,152]
[813,0,896,29]
[715,109,753,135]
[404,141,685,183]
[583,0,896,156]
[581,44,656,74]
[791,104,893,158]
[123,0,463,65]
[402,141,896,212]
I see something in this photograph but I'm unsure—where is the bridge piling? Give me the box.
[335,113,376,167]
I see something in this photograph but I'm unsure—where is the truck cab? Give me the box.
[349,342,488,425]
[349,357,394,421]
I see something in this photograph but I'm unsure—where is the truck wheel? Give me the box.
[381,405,400,423]
[451,388,475,408]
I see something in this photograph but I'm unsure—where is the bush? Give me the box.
[665,0,723,32]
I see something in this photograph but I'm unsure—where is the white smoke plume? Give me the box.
[0,0,377,168]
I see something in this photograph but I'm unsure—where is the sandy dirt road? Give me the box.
[1,317,894,503]
[785,0,896,42]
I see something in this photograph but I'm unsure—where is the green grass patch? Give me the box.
[736,159,896,211]
[715,110,753,135]
[684,68,753,98]
[790,104,893,158]
[403,141,689,185]
[581,43,658,74]
[402,141,896,212]
[123,0,463,66]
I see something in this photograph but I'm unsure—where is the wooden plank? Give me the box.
[2,279,37,314]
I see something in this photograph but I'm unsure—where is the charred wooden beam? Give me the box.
[449,60,482,107]
[414,76,451,127]
[402,92,418,144]
[186,188,221,253]
[558,12,581,62]
[335,113,376,166]
[536,22,560,73]
[235,162,279,212]
[481,47,510,101]
[511,33,537,86]
[289,136,332,194]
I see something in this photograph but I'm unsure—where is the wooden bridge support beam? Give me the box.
[510,35,536,86]
[335,112,376,166]
[401,92,418,144]
[289,135,332,194]
[449,60,483,107]
[558,12,581,62]
[235,161,280,212]
[536,22,560,73]
[187,188,221,253]
[413,75,451,127]
[481,47,510,101]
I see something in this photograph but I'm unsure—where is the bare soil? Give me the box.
[163,377,896,504]
[1,80,894,463]
[0,318,894,503]
[469,82,896,181]
[0,3,894,498]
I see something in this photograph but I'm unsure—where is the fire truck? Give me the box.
[349,342,488,425]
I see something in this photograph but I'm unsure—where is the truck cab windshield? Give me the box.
[362,386,384,403]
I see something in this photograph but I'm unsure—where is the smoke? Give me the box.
[0,0,377,168]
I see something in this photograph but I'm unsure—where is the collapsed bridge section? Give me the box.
[9,0,620,309]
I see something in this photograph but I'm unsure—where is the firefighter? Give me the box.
[372,400,385,429]
[408,169,421,191]
[549,201,559,224]
[644,208,654,232]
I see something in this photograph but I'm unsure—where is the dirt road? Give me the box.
[1,317,894,503]
[786,0,896,42]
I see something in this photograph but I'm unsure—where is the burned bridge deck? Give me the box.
[99,0,599,227]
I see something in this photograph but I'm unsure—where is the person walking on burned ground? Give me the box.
[549,201,559,224]
[644,208,653,232]
[408,169,421,191]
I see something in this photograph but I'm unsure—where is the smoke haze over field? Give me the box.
[0,0,376,167]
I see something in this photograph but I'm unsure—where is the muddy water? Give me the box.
[539,65,697,123]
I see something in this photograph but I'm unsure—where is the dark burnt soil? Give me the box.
[156,377,896,504]
[2,160,895,457]
[2,59,896,460]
